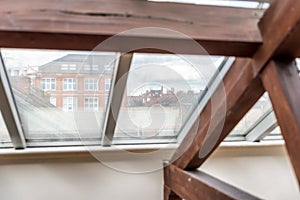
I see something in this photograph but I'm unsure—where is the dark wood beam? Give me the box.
[0,0,264,56]
[164,162,182,200]
[261,59,300,187]
[171,0,300,170]
[171,58,265,169]
[253,0,300,72]
[164,185,181,200]
[164,164,261,200]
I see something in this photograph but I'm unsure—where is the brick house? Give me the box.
[34,54,117,112]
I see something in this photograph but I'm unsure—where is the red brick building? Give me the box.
[34,54,117,112]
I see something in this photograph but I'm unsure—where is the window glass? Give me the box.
[105,78,111,92]
[63,78,77,91]
[113,53,224,143]
[263,126,283,141]
[0,111,12,145]
[84,97,99,112]
[229,93,272,136]
[84,78,98,91]
[41,78,56,91]
[63,97,77,112]
[2,48,117,142]
[149,0,269,8]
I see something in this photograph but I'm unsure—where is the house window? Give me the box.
[69,64,77,70]
[83,65,90,70]
[50,97,56,106]
[61,64,76,70]
[41,78,56,91]
[104,96,108,107]
[63,78,77,91]
[12,69,20,76]
[84,78,98,91]
[105,78,111,91]
[63,97,77,112]
[61,64,68,70]
[92,64,99,71]
[84,97,98,111]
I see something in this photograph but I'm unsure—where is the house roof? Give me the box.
[38,54,116,75]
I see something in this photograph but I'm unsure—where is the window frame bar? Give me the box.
[101,53,133,146]
[245,109,277,142]
[176,57,235,144]
[0,52,26,149]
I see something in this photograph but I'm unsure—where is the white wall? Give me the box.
[0,145,298,200]
[201,145,300,200]
[0,162,163,200]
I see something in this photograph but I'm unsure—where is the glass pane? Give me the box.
[150,0,269,9]
[263,126,283,141]
[2,48,117,142]
[229,92,272,136]
[0,111,11,143]
[113,53,224,144]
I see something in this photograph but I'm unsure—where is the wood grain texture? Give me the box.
[164,164,261,200]
[171,0,300,170]
[164,185,181,200]
[166,0,300,197]
[0,0,264,56]
[253,0,300,72]
[262,59,300,187]
[171,58,265,169]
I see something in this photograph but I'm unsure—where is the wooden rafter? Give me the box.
[171,0,300,170]
[0,0,264,56]
[262,59,300,187]
[164,164,261,200]
[171,58,265,169]
[0,0,300,199]
[163,185,181,200]
[166,0,300,198]
[253,0,300,72]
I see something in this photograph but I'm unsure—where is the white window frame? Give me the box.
[41,78,56,91]
[84,78,98,91]
[105,78,111,92]
[104,96,108,107]
[63,97,77,112]
[49,97,56,106]
[84,97,99,111]
[63,78,77,91]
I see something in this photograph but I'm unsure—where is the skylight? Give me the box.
[149,0,269,8]
[1,49,117,146]
[0,111,12,147]
[113,54,223,144]
[0,48,285,149]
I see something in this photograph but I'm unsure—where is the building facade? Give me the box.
[34,54,116,112]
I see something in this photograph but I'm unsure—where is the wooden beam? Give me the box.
[164,185,181,200]
[170,0,300,170]
[253,0,300,72]
[0,0,264,56]
[171,58,265,169]
[164,162,182,200]
[165,0,300,198]
[261,59,300,187]
[164,164,261,200]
